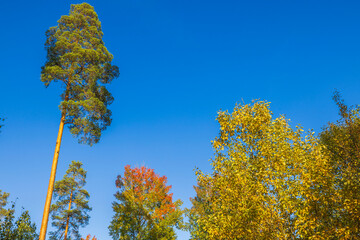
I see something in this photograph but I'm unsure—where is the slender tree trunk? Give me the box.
[39,112,66,240]
[64,190,73,240]
[39,81,70,240]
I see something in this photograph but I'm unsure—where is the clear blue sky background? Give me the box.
[1,0,360,239]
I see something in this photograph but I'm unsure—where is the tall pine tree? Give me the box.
[50,161,91,240]
[40,3,119,239]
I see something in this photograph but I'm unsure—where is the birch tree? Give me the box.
[190,100,335,239]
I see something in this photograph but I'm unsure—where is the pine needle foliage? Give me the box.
[39,4,118,238]
[50,161,91,240]
[41,3,119,145]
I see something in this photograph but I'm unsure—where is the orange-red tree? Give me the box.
[81,235,97,240]
[109,166,184,240]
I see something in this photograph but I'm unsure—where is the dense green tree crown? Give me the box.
[41,3,119,145]
[50,161,91,240]
[319,91,360,238]
[109,165,184,240]
[0,203,38,240]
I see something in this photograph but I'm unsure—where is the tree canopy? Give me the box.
[39,3,119,239]
[0,190,10,219]
[50,161,91,240]
[319,91,360,238]
[0,203,38,240]
[189,100,336,239]
[41,2,119,145]
[109,165,184,240]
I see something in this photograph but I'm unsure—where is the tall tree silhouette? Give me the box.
[39,3,119,239]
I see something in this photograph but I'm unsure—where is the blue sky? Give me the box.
[1,0,360,239]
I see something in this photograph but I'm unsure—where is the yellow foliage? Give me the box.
[193,100,337,239]
[319,92,360,238]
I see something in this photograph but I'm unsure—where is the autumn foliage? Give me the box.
[319,92,360,238]
[189,100,336,239]
[120,166,175,220]
[2,0,360,239]
[109,165,184,239]
[81,234,97,240]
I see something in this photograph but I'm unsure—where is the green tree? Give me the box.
[320,91,360,238]
[0,203,38,240]
[50,161,91,240]
[39,3,119,239]
[109,165,184,240]
[186,181,211,240]
[0,190,10,219]
[190,100,336,239]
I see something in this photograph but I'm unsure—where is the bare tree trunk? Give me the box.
[39,112,66,240]
[39,80,70,240]
[64,190,73,240]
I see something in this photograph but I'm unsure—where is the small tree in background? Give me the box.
[39,3,119,239]
[50,161,91,240]
[109,165,184,240]
[0,190,10,219]
[0,203,38,240]
[186,181,211,240]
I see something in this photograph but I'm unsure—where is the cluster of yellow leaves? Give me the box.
[193,100,337,239]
